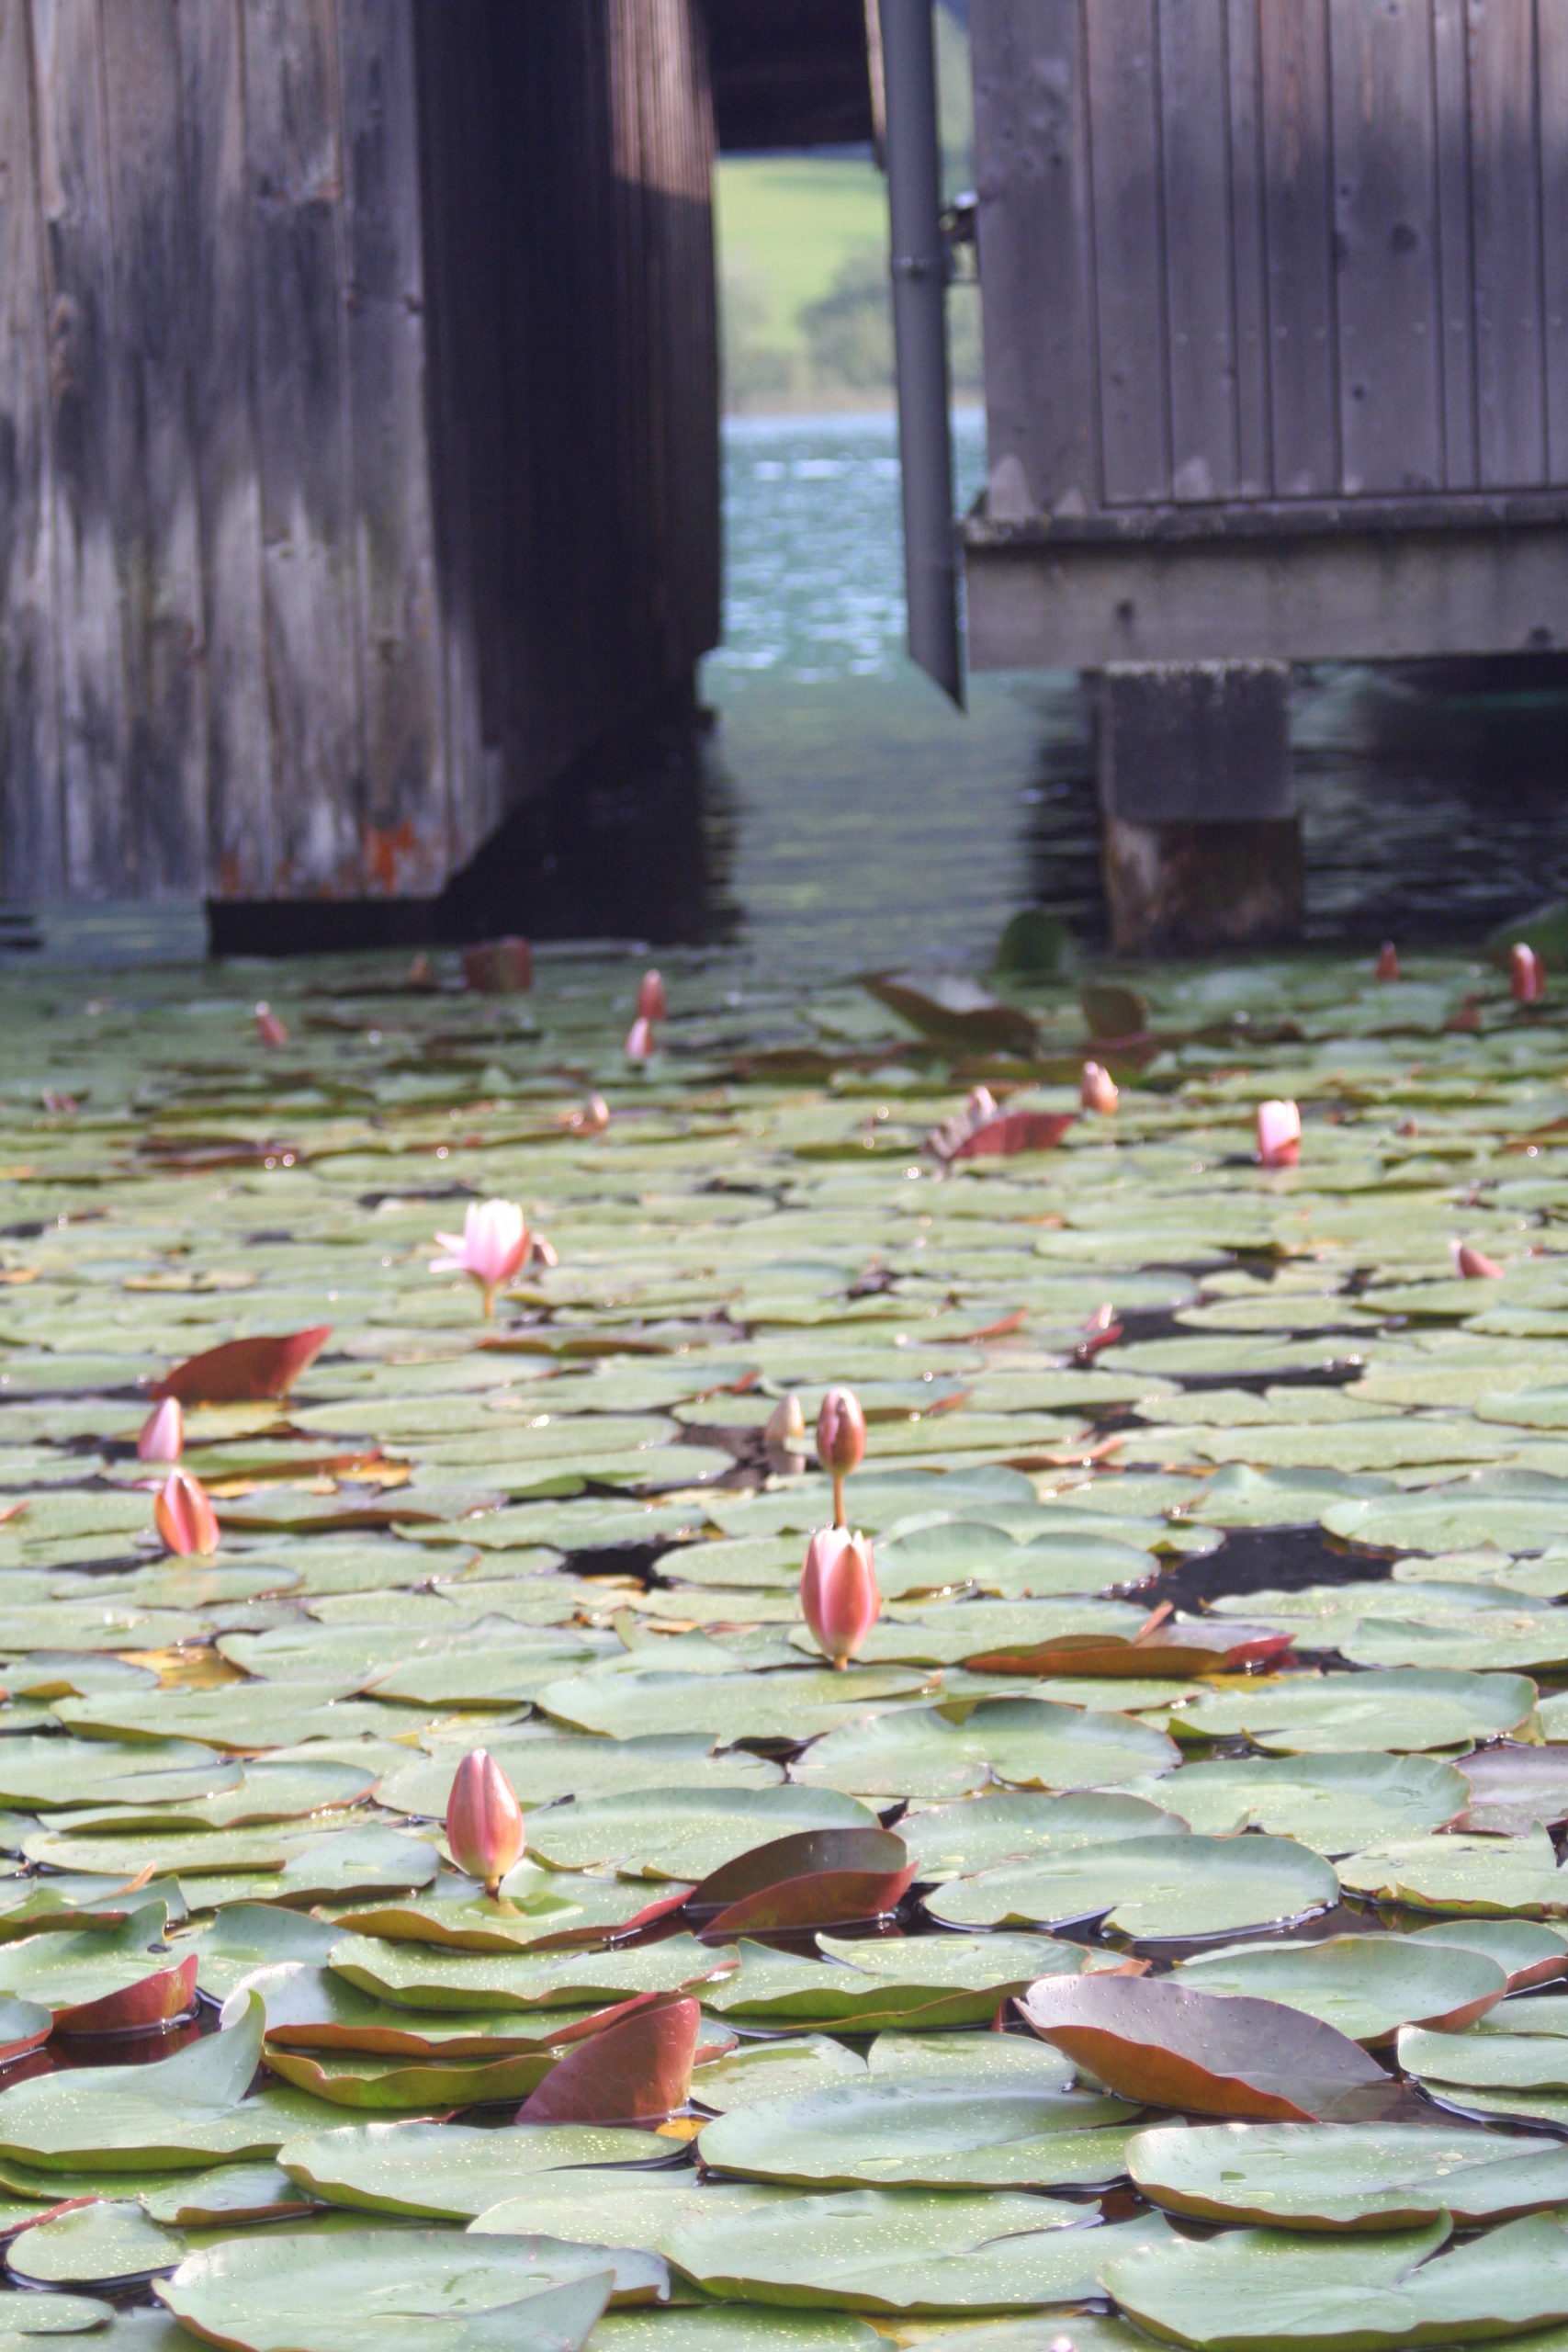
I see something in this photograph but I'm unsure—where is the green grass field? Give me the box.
[715,157,888,348]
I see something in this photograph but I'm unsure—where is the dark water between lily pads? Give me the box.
[9,407,1568,974]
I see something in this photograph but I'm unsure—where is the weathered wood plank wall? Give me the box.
[973,0,1568,519]
[0,0,719,906]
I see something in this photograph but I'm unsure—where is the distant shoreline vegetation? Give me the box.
[722,240,981,417]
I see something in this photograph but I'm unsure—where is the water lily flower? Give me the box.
[1452,1240,1504,1279]
[637,971,667,1023]
[446,1749,525,1899]
[764,1392,807,1457]
[431,1199,530,1319]
[817,1385,866,1526]
[1080,1061,1119,1114]
[564,1094,610,1135]
[626,1015,654,1063]
[801,1525,880,1668]
[529,1232,559,1270]
[154,1468,219,1556]
[1256,1099,1302,1168]
[1512,944,1546,1002]
[254,1001,288,1047]
[137,1397,184,1464]
[929,1085,998,1161]
[1375,943,1400,981]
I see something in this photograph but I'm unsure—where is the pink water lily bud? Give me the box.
[430,1198,530,1319]
[137,1397,184,1464]
[254,1001,288,1047]
[154,1469,219,1557]
[626,1015,654,1063]
[801,1526,881,1668]
[637,970,667,1023]
[565,1094,610,1135]
[1255,1099,1302,1168]
[1080,1061,1119,1114]
[446,1748,525,1898]
[817,1384,866,1525]
[1452,1240,1504,1279]
[764,1392,807,1450]
[529,1231,558,1270]
[1375,943,1400,981]
[1512,944,1546,1002]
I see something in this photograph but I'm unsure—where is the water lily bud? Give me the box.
[637,970,667,1023]
[254,1001,288,1047]
[1511,944,1546,1002]
[137,1397,184,1464]
[626,1015,654,1063]
[1452,1240,1504,1279]
[1255,1099,1302,1168]
[154,1468,219,1557]
[568,1094,610,1135]
[800,1525,880,1668]
[1080,1061,1119,1114]
[817,1385,867,1527]
[764,1393,807,1450]
[430,1199,531,1320]
[446,1748,525,1899]
[1375,943,1400,981]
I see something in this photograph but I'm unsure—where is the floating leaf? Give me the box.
[691,1830,916,1937]
[696,2076,1139,2190]
[1170,1668,1538,1753]
[1139,1750,1467,1853]
[524,1788,875,1881]
[863,976,1040,1057]
[278,2120,679,2219]
[926,1832,1337,1942]
[152,1329,332,1406]
[516,1995,698,2124]
[1173,1935,1506,2043]
[1337,1826,1568,1916]
[1014,1976,1393,2120]
[329,1933,732,2016]
[793,1697,1178,1800]
[1128,2118,1568,2230]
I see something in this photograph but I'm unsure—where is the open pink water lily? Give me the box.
[446,1749,525,1898]
[1256,1099,1302,1168]
[431,1199,530,1319]
[137,1397,184,1464]
[1452,1240,1504,1279]
[1512,944,1546,1002]
[801,1526,881,1669]
[1375,942,1400,981]
[154,1469,219,1557]
[1080,1061,1119,1114]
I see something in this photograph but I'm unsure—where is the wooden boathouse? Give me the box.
[0,0,873,942]
[953,0,1568,949]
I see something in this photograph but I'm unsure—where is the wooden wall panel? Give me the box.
[1540,1,1568,480]
[30,0,130,893]
[1468,0,1546,487]
[1329,0,1444,493]
[1086,0,1169,502]
[0,0,62,898]
[1431,0,1479,488]
[1159,0,1239,502]
[1258,0,1338,497]
[1224,0,1272,498]
[177,0,274,896]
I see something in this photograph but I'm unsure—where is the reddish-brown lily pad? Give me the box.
[516,1993,699,2125]
[1015,1975,1397,2121]
[690,1829,916,1937]
[863,974,1041,1057]
[949,1113,1075,1161]
[152,1328,333,1404]
[965,1617,1294,1679]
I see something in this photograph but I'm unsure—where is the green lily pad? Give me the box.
[1128,2119,1568,2230]
[536,1668,934,1742]
[702,1933,1089,2030]
[158,2229,646,2352]
[1170,1668,1539,1753]
[793,1698,1178,1800]
[186,1905,346,2001]
[1102,2213,1568,2351]
[329,1932,732,2014]
[1140,1751,1467,1852]
[0,2298,110,2339]
[1173,1935,1506,2042]
[923,1833,1337,1943]
[380,1735,782,1818]
[588,2311,880,2352]
[277,2120,681,2218]
[692,2037,869,2111]
[525,1787,875,1879]
[899,1791,1186,1879]
[6,2202,183,2288]
[1338,1826,1568,1915]
[696,2077,1139,2190]
[660,2193,1172,2314]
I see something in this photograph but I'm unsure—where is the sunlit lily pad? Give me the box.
[525,1787,875,1879]
[1127,2119,1568,2230]
[696,2077,1138,2190]
[278,2120,681,2217]
[792,1698,1178,1799]
[1169,1668,1538,1753]
[1173,1934,1506,2042]
[925,1833,1337,1941]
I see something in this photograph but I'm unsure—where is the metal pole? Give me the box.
[879,0,963,707]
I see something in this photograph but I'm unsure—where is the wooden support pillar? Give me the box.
[1096,661,1303,956]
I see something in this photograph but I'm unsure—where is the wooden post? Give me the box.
[1096,660,1303,956]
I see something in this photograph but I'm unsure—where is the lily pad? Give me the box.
[524,1788,875,1880]
[1173,1935,1506,2042]
[925,1833,1337,1942]
[1337,1826,1568,1915]
[277,2120,682,2218]
[793,1698,1178,1800]
[1141,1751,1467,1853]
[1169,1668,1539,1753]
[1128,2118,1568,2230]
[695,2077,1139,2190]
[329,1932,733,2014]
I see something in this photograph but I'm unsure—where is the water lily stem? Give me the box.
[832,1472,845,1528]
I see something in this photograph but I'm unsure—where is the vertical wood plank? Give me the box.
[1468,0,1546,486]
[243,0,364,893]
[96,0,208,891]
[176,0,273,898]
[1158,0,1239,500]
[1329,0,1442,492]
[1431,0,1478,486]
[1225,0,1272,496]
[337,0,446,896]
[1536,0,1568,480]
[0,0,62,898]
[970,0,1097,516]
[1258,0,1337,495]
[29,0,130,893]
[1085,0,1171,501]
